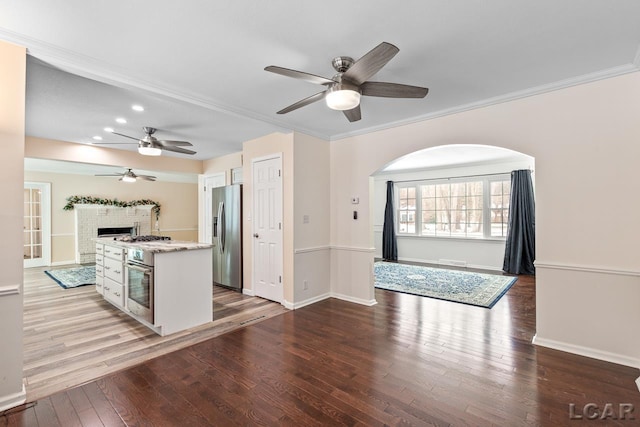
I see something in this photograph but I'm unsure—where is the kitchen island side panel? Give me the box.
[154,248,213,335]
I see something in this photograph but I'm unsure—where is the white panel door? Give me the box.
[252,156,283,303]
[203,173,226,244]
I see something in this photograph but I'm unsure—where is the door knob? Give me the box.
[253,233,259,238]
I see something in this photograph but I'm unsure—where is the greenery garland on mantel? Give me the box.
[63,196,161,218]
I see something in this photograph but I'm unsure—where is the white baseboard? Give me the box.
[0,384,26,412]
[242,288,255,297]
[50,260,77,267]
[395,257,502,272]
[330,292,377,307]
[285,293,331,310]
[532,334,640,369]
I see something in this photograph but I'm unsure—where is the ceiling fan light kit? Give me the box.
[120,175,137,183]
[138,144,162,156]
[265,42,428,122]
[325,85,361,111]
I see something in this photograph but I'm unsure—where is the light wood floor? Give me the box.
[22,265,288,402]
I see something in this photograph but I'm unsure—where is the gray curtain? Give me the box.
[382,181,398,261]
[503,169,535,274]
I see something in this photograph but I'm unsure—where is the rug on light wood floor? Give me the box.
[374,261,517,308]
[44,265,96,289]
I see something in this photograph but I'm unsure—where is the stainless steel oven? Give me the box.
[125,248,154,324]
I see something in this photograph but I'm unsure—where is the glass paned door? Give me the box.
[24,182,50,268]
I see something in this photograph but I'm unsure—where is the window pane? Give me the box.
[421,185,435,197]
[466,196,483,209]
[400,199,408,209]
[450,196,464,210]
[422,198,435,210]
[436,184,449,198]
[407,198,416,210]
[466,181,483,196]
[399,188,408,198]
[450,183,465,196]
[407,187,416,198]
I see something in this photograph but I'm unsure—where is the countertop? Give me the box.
[95,237,213,253]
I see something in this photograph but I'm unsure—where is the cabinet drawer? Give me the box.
[104,257,124,283]
[95,244,104,255]
[95,264,104,277]
[95,275,104,295]
[103,278,124,308]
[104,245,126,261]
[95,254,104,266]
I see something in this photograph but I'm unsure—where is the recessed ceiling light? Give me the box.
[116,117,127,124]
[104,127,114,133]
[92,136,103,141]
[131,105,144,112]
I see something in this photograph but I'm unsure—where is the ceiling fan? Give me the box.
[265,42,428,122]
[97,127,196,156]
[95,168,156,183]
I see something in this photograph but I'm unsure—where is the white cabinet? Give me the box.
[95,244,104,295]
[97,242,126,309]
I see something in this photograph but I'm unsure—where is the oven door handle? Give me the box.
[126,263,152,274]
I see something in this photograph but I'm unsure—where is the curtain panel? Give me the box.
[382,181,398,261]
[503,169,535,274]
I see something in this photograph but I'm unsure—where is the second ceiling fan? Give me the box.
[97,127,196,156]
[265,42,429,122]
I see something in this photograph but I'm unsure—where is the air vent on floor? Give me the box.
[239,315,266,325]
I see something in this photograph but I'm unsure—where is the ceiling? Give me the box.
[2,1,640,165]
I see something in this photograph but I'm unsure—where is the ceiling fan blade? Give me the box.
[160,145,197,155]
[92,142,137,145]
[277,90,327,114]
[138,175,156,181]
[111,132,141,141]
[156,139,193,147]
[94,173,123,177]
[343,105,362,122]
[360,81,429,98]
[265,66,335,86]
[342,42,399,85]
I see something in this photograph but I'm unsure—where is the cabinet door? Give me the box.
[95,275,104,295]
[95,244,104,255]
[104,257,124,284]
[103,277,124,308]
[104,245,125,261]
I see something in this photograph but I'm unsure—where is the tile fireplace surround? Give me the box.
[74,204,153,264]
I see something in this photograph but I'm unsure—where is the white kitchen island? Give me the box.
[95,238,213,336]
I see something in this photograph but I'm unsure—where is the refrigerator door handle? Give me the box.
[219,201,226,254]
[217,201,223,253]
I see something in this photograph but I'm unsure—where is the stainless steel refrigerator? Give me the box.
[212,184,242,290]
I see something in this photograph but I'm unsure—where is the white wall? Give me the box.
[373,159,534,270]
[293,133,331,308]
[330,71,640,368]
[0,40,26,411]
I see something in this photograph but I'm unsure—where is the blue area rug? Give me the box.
[374,261,517,308]
[44,266,96,289]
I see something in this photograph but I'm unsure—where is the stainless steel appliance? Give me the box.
[212,184,242,290]
[125,248,154,323]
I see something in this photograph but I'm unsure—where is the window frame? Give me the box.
[395,174,511,241]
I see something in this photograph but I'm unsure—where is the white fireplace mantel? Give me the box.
[74,204,153,264]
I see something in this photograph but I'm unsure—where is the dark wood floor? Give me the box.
[3,273,640,426]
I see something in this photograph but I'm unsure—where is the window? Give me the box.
[397,187,416,233]
[397,175,511,240]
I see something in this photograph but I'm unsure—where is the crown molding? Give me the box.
[0,29,328,141]
[3,29,639,144]
[330,63,640,141]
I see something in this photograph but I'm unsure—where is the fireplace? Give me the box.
[97,226,135,238]
[74,204,153,264]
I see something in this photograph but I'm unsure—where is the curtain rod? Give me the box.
[388,169,533,185]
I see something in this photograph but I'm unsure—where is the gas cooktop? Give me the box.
[114,235,171,242]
